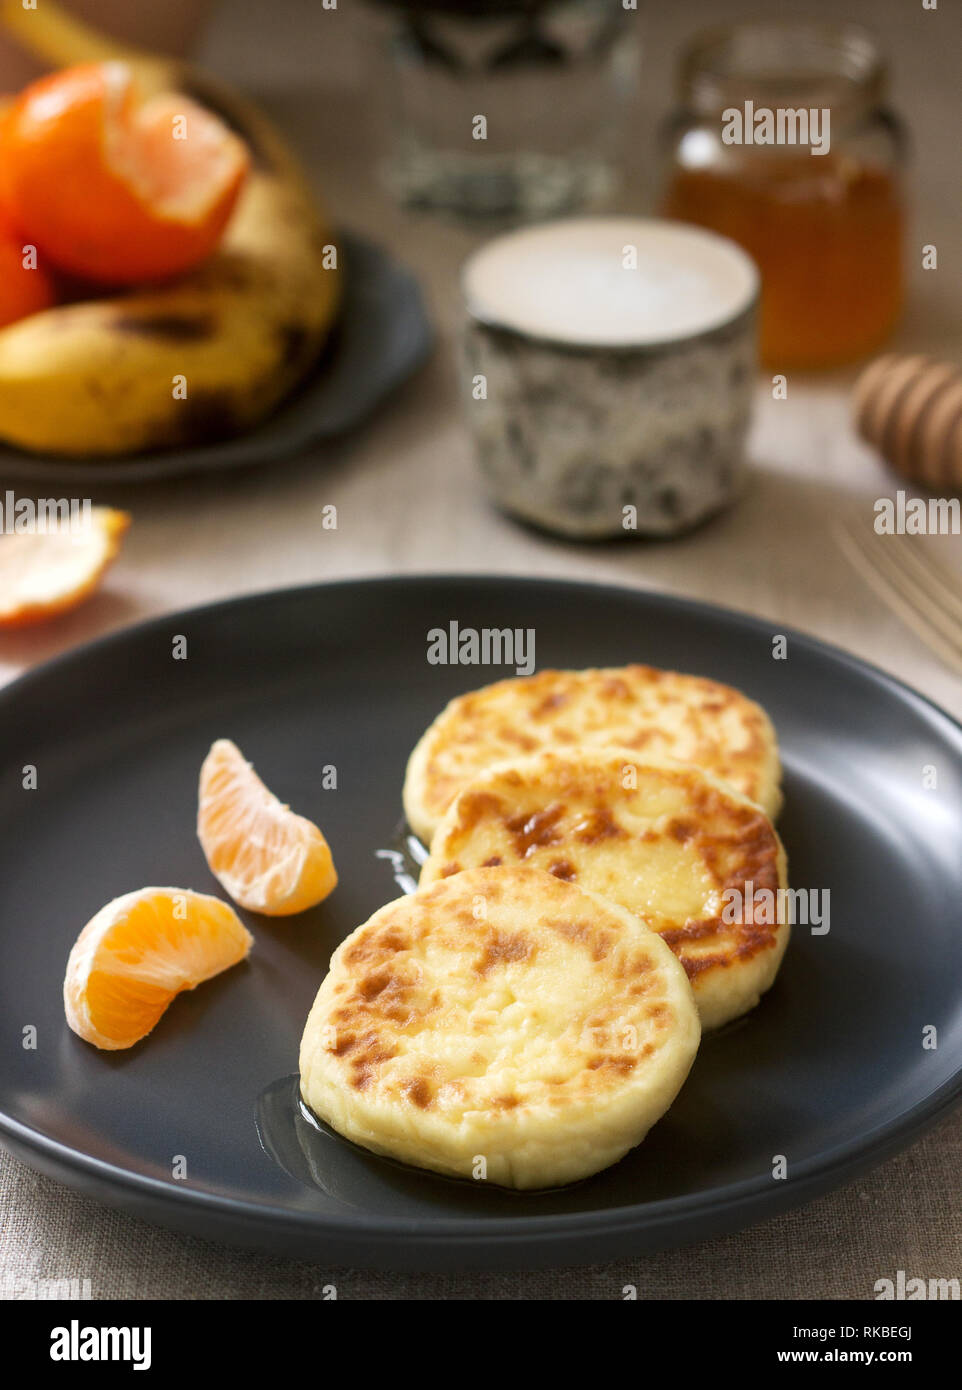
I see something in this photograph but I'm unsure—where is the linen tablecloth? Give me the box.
[1,0,959,1298]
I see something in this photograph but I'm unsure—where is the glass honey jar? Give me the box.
[659,21,906,370]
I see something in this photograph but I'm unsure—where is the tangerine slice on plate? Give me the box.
[64,887,254,1051]
[198,739,338,917]
[0,62,248,284]
[0,505,129,628]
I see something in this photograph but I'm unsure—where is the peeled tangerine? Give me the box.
[0,62,249,284]
[198,739,338,916]
[64,888,253,1050]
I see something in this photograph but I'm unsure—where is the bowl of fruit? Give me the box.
[0,2,432,482]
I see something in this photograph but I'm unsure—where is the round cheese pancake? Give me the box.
[403,665,782,847]
[420,750,789,1030]
[299,867,700,1189]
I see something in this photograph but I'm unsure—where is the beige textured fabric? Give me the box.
[1,0,960,1298]
[2,1112,960,1299]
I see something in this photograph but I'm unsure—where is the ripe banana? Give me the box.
[0,0,342,457]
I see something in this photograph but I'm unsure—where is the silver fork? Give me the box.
[835,515,962,676]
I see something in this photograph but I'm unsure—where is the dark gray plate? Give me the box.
[0,235,433,487]
[1,576,960,1272]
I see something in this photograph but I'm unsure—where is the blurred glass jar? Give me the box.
[659,21,907,369]
[364,0,639,220]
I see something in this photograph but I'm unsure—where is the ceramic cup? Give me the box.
[460,217,759,539]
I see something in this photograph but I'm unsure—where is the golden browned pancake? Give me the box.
[299,867,700,1188]
[420,750,789,1029]
[403,665,782,846]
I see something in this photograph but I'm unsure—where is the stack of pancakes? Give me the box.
[301,665,788,1189]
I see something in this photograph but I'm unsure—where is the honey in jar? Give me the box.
[660,22,906,370]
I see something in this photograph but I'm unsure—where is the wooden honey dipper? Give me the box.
[854,353,962,490]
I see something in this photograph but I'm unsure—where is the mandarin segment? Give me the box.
[64,887,253,1050]
[197,739,337,916]
[0,506,129,628]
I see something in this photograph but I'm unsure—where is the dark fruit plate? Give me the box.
[0,235,432,486]
[0,575,960,1271]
